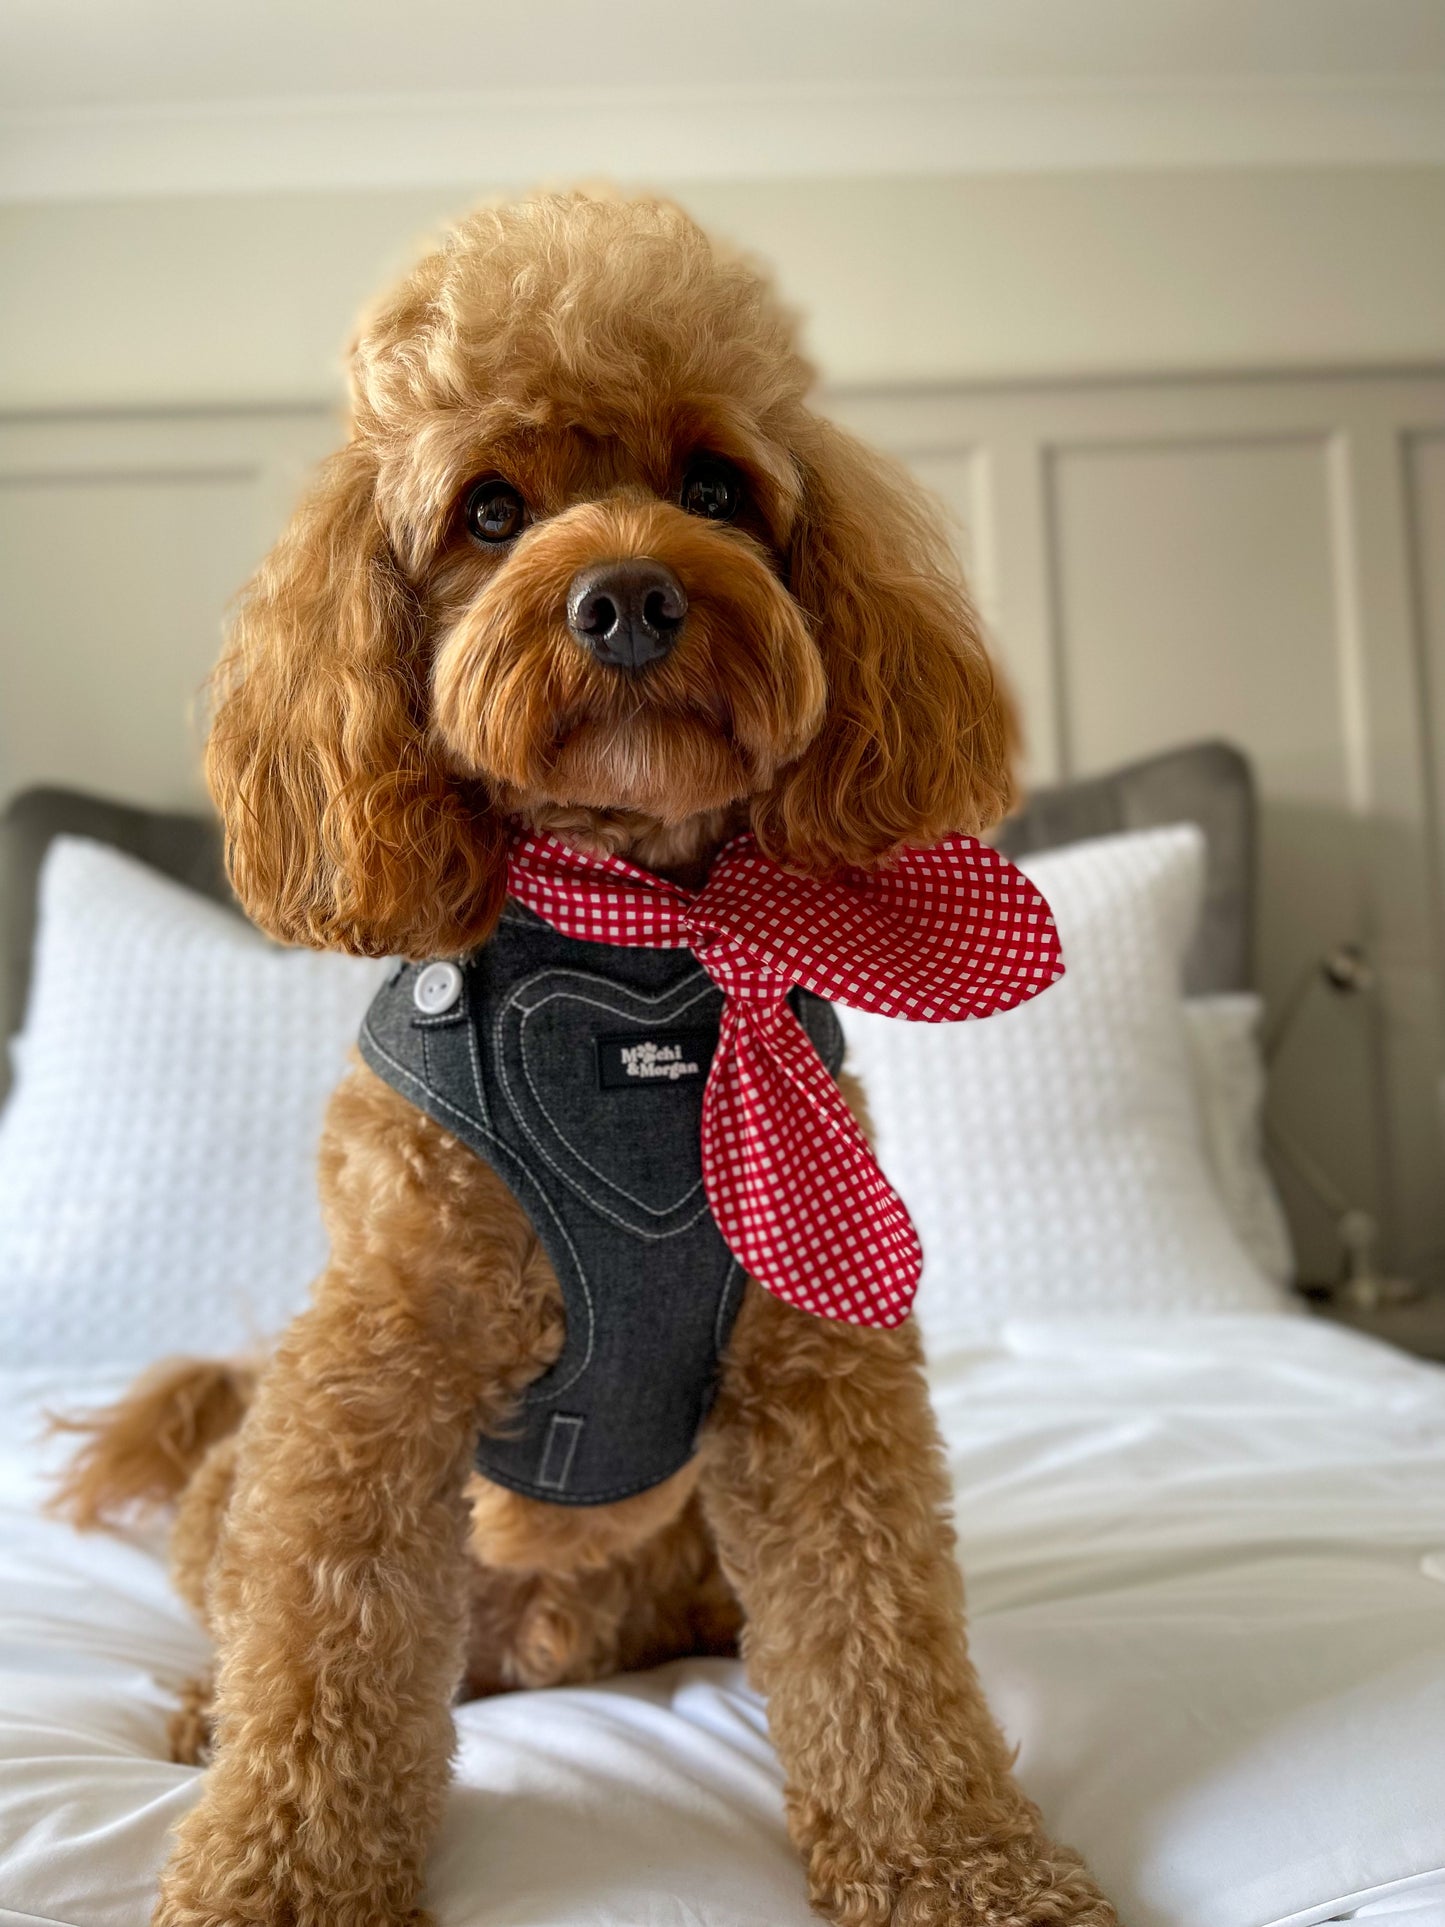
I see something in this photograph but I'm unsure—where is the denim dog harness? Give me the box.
[358,904,844,1507]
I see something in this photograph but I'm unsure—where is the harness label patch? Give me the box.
[596,1026,717,1090]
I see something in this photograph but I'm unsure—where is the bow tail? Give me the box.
[700,1004,921,1328]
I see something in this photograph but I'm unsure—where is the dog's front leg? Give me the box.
[153,1081,551,1927]
[701,1289,1116,1927]
[151,1283,483,1927]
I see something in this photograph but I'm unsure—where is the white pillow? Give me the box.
[838,825,1285,1342]
[1183,993,1295,1287]
[0,837,382,1368]
[0,826,1283,1371]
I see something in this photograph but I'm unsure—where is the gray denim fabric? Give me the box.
[359,903,844,1507]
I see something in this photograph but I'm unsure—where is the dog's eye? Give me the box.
[464,480,525,545]
[680,459,743,523]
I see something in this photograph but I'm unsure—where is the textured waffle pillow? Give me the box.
[0,837,382,1367]
[838,824,1285,1342]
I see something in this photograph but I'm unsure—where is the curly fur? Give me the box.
[56,190,1113,1927]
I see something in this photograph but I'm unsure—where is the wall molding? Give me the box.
[3,75,1444,203]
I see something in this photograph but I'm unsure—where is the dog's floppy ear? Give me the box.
[751,418,1014,872]
[205,441,506,958]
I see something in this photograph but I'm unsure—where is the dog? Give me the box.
[56,191,1115,1927]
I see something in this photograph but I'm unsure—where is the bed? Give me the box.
[0,745,1442,1927]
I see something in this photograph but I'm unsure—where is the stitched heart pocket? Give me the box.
[495,966,723,1238]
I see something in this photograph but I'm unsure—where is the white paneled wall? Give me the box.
[2,370,1443,1281]
[834,373,1445,1284]
[0,410,341,805]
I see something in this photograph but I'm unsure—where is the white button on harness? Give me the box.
[413,961,464,1016]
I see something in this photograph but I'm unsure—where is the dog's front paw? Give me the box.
[155,1904,432,1927]
[154,1882,433,1927]
[890,1845,1116,1927]
[808,1832,1117,1927]
[153,1790,434,1927]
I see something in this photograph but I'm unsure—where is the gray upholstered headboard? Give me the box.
[991,739,1255,997]
[0,786,233,1092]
[0,739,1255,1094]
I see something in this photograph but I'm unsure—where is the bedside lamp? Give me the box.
[1263,942,1419,1312]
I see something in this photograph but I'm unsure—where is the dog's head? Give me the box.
[208,192,1012,957]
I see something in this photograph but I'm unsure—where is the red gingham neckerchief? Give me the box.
[506,828,1064,1328]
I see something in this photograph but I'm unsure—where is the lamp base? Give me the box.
[1304,1284,1445,1363]
[1335,1208,1419,1311]
[1338,1270,1421,1313]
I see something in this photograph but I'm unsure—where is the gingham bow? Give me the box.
[506,828,1064,1328]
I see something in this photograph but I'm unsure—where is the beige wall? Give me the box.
[3,166,1445,410]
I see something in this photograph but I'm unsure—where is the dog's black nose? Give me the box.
[566,560,687,671]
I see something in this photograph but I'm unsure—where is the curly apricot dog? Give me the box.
[58,192,1115,1927]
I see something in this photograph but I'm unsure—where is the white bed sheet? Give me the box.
[1,1312,1442,1927]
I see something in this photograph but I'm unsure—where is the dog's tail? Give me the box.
[48,1356,256,1528]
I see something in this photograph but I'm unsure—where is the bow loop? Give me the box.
[505,826,1063,1327]
[697,834,1062,1020]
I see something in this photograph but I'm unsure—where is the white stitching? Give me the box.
[491,969,716,1242]
[362,1016,487,1138]
[536,1412,584,1489]
[465,990,491,1128]
[517,977,715,1215]
[713,1260,744,1355]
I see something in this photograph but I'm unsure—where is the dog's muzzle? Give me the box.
[566,559,687,671]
